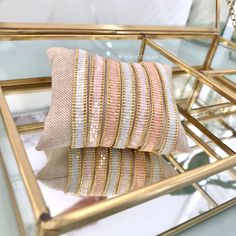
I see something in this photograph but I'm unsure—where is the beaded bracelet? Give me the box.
[140,62,164,152]
[131,150,147,190]
[116,149,133,194]
[89,147,108,196]
[100,59,121,147]
[104,149,122,195]
[154,63,179,155]
[128,63,150,149]
[79,148,95,195]
[149,153,163,183]
[65,148,83,194]
[114,62,136,149]
[145,152,151,185]
[71,49,89,148]
[87,55,105,147]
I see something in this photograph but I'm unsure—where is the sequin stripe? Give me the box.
[99,59,107,146]
[100,60,121,147]
[126,64,136,147]
[164,65,179,153]
[114,62,135,148]
[145,153,151,185]
[104,149,122,195]
[157,155,163,180]
[96,57,105,146]
[65,148,83,194]
[113,61,123,148]
[116,149,133,194]
[154,63,178,155]
[149,153,162,183]
[151,63,169,154]
[87,55,96,146]
[83,54,89,146]
[64,148,73,193]
[89,147,108,196]
[79,148,95,195]
[128,63,150,149]
[157,94,167,154]
[131,150,146,190]
[73,50,88,148]
[71,49,79,148]
[148,153,154,183]
[140,62,163,152]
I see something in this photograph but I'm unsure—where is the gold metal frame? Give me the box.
[0,1,236,235]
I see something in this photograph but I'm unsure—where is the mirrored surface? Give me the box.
[178,204,236,236]
[20,128,214,235]
[11,104,234,235]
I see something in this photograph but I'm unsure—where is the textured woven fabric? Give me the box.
[37,147,69,191]
[37,146,178,196]
[36,47,190,155]
[36,48,74,150]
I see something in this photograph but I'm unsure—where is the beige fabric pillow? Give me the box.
[36,48,75,150]
[37,146,178,196]
[36,47,190,154]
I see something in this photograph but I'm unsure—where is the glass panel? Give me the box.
[6,91,50,117]
[212,43,236,70]
[0,158,20,236]
[0,0,218,27]
[211,42,236,84]
[196,84,229,107]
[0,40,141,80]
[199,116,236,153]
[172,131,236,207]
[178,205,236,236]
[144,45,176,66]
[174,74,196,100]
[0,114,36,235]
[225,75,236,83]
[154,39,212,66]
[188,81,236,154]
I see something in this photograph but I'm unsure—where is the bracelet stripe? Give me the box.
[154,63,179,155]
[128,63,150,149]
[114,62,135,148]
[100,60,121,147]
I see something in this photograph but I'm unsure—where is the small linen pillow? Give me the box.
[37,147,178,196]
[36,48,190,154]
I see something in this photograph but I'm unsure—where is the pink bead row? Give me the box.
[100,59,121,147]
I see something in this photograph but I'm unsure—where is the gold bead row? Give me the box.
[87,55,95,145]
[71,49,79,148]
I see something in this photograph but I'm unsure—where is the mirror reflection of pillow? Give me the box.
[36,146,178,196]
